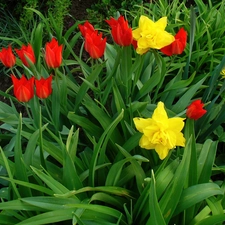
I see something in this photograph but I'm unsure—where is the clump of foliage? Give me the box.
[46,0,71,27]
[87,0,143,27]
[0,0,71,29]
[18,0,39,28]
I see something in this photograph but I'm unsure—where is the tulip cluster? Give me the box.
[78,15,187,58]
[0,15,188,106]
[78,21,107,59]
[11,75,52,102]
[0,37,63,102]
[0,13,204,162]
[0,38,62,69]
[78,16,134,59]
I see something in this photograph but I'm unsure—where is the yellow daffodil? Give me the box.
[132,16,175,55]
[220,68,225,78]
[133,102,185,160]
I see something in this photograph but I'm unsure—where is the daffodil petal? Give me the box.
[133,118,153,133]
[155,144,170,160]
[155,17,167,30]
[136,47,150,55]
[174,132,186,147]
[168,117,185,131]
[139,135,155,149]
[152,102,168,126]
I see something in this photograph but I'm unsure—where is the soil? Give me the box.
[68,0,96,21]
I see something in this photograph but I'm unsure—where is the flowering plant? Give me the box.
[0,0,225,224]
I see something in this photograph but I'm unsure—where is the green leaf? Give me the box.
[0,215,19,224]
[171,76,207,113]
[206,196,224,215]
[66,126,78,159]
[32,22,43,70]
[147,171,166,225]
[194,214,225,225]
[0,177,53,196]
[88,109,124,186]
[90,192,124,209]
[135,67,162,101]
[16,209,75,225]
[31,167,75,197]
[159,137,192,223]
[155,158,180,199]
[14,114,31,197]
[115,144,146,193]
[83,98,123,146]
[174,183,223,216]
[51,80,61,131]
[0,148,19,198]
[68,112,102,138]
[184,119,198,221]
[62,130,84,192]
[24,8,51,35]
[74,64,103,112]
[15,202,126,225]
[164,72,196,92]
[104,43,118,75]
[55,186,133,198]
[21,197,80,210]
[197,139,218,183]
[183,6,196,79]
[23,124,47,166]
[105,158,132,186]
[0,199,40,211]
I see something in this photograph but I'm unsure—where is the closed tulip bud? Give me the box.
[11,75,34,102]
[78,21,95,37]
[160,28,187,56]
[15,44,36,67]
[84,31,106,59]
[106,15,133,46]
[35,75,53,99]
[186,99,207,120]
[0,45,16,67]
[45,38,63,68]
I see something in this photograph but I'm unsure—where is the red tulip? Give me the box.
[186,99,207,120]
[35,75,53,99]
[78,21,95,37]
[132,40,138,50]
[106,15,133,46]
[0,45,16,67]
[45,38,63,68]
[160,28,187,56]
[84,31,106,59]
[11,75,34,102]
[15,44,36,67]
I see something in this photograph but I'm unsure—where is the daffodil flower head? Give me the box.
[220,67,225,78]
[132,16,175,55]
[133,102,185,160]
